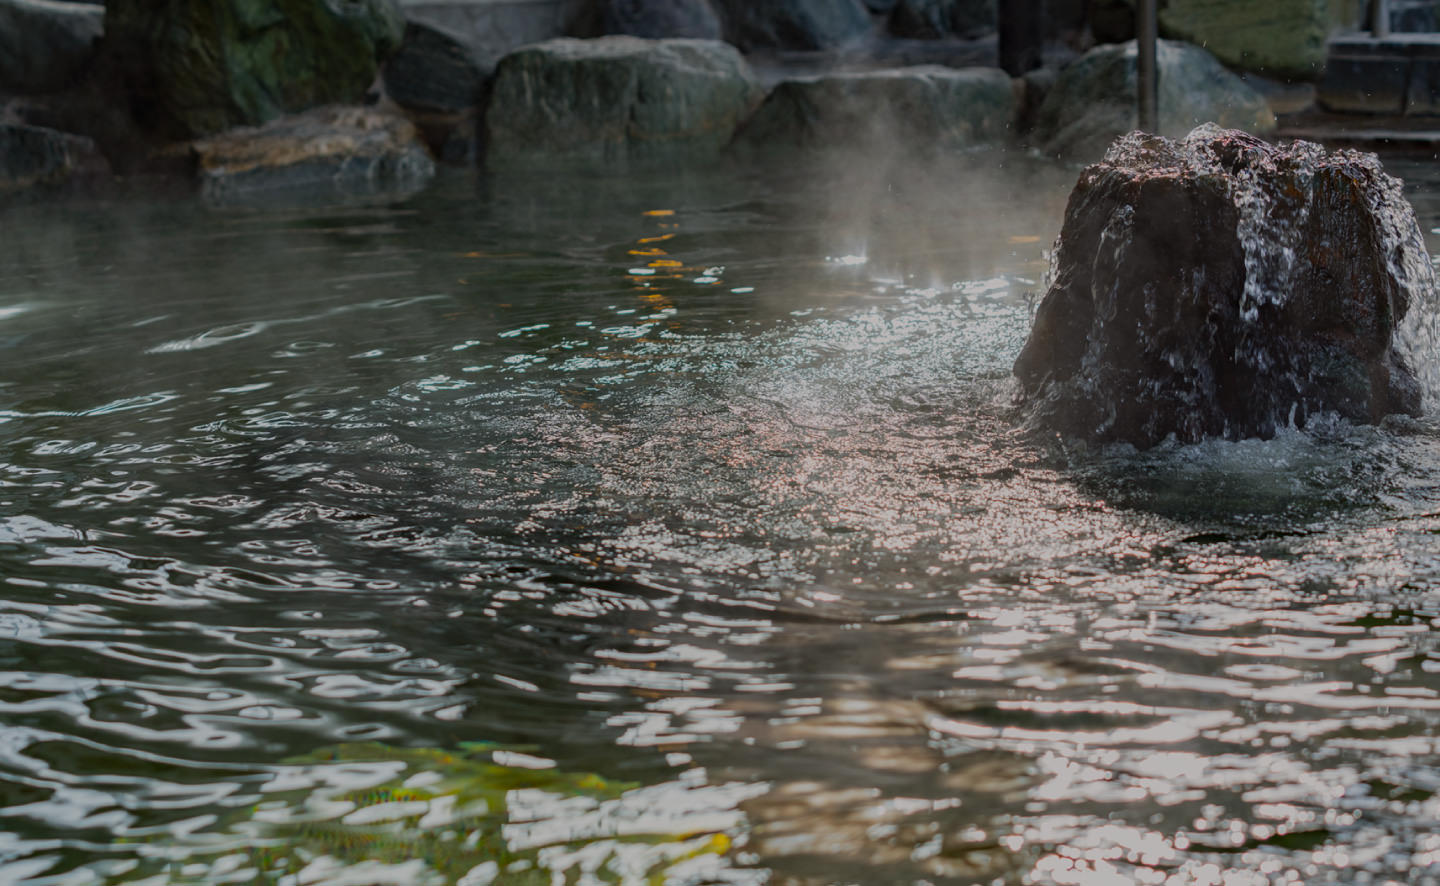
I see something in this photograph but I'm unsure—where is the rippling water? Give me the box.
[5,153,1440,885]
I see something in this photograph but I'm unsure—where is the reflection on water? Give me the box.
[3,154,1440,884]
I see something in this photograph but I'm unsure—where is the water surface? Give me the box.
[3,153,1440,885]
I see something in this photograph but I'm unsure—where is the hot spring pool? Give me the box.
[4,154,1440,885]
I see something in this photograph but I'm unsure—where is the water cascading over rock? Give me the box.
[1014,124,1437,448]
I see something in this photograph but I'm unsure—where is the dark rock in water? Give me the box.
[0,0,103,95]
[383,21,490,114]
[1029,40,1274,161]
[865,0,899,11]
[569,0,723,40]
[191,105,434,205]
[0,122,109,197]
[889,0,995,39]
[381,19,489,163]
[712,0,872,51]
[104,0,405,139]
[1014,125,1434,448]
[484,37,761,171]
[732,66,1014,157]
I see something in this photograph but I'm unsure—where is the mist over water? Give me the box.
[4,152,1440,884]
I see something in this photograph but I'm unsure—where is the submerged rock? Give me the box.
[484,37,761,171]
[0,0,103,95]
[712,0,872,51]
[0,122,109,197]
[732,66,1014,157]
[191,105,434,205]
[1014,126,1433,448]
[1029,39,1274,161]
[104,0,405,138]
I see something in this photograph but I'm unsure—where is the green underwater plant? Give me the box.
[110,742,740,885]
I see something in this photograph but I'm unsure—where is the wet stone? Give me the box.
[484,36,762,171]
[1029,39,1274,161]
[888,0,996,39]
[191,105,435,205]
[104,0,405,138]
[1013,125,1434,448]
[0,0,103,95]
[711,0,873,51]
[0,122,108,198]
[568,0,723,40]
[732,65,1015,158]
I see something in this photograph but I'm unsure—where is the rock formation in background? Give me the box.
[103,0,405,139]
[1028,39,1275,160]
[1158,0,1330,81]
[381,20,491,162]
[733,66,1015,158]
[569,0,723,40]
[0,0,103,95]
[1014,126,1433,448]
[889,0,996,40]
[711,0,873,51]
[484,37,762,171]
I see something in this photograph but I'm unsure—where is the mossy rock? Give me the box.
[104,0,405,139]
[1159,0,1330,81]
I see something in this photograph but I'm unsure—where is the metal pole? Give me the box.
[1371,0,1391,37]
[1137,0,1159,132]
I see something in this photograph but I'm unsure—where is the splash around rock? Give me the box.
[1014,125,1436,449]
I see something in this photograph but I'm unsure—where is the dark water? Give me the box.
[5,153,1440,885]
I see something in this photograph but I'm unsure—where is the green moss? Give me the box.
[105,0,405,137]
[113,742,734,885]
[1159,0,1331,81]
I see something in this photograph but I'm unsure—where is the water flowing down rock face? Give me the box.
[1013,125,1436,448]
[104,0,405,139]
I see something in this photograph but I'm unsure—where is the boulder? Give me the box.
[0,0,103,95]
[191,105,435,204]
[484,37,762,171]
[1013,126,1432,448]
[711,0,872,51]
[0,123,108,197]
[568,0,723,40]
[732,66,1015,157]
[382,19,488,162]
[383,21,489,115]
[1159,0,1329,81]
[889,0,995,39]
[1028,39,1274,161]
[103,0,405,139]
